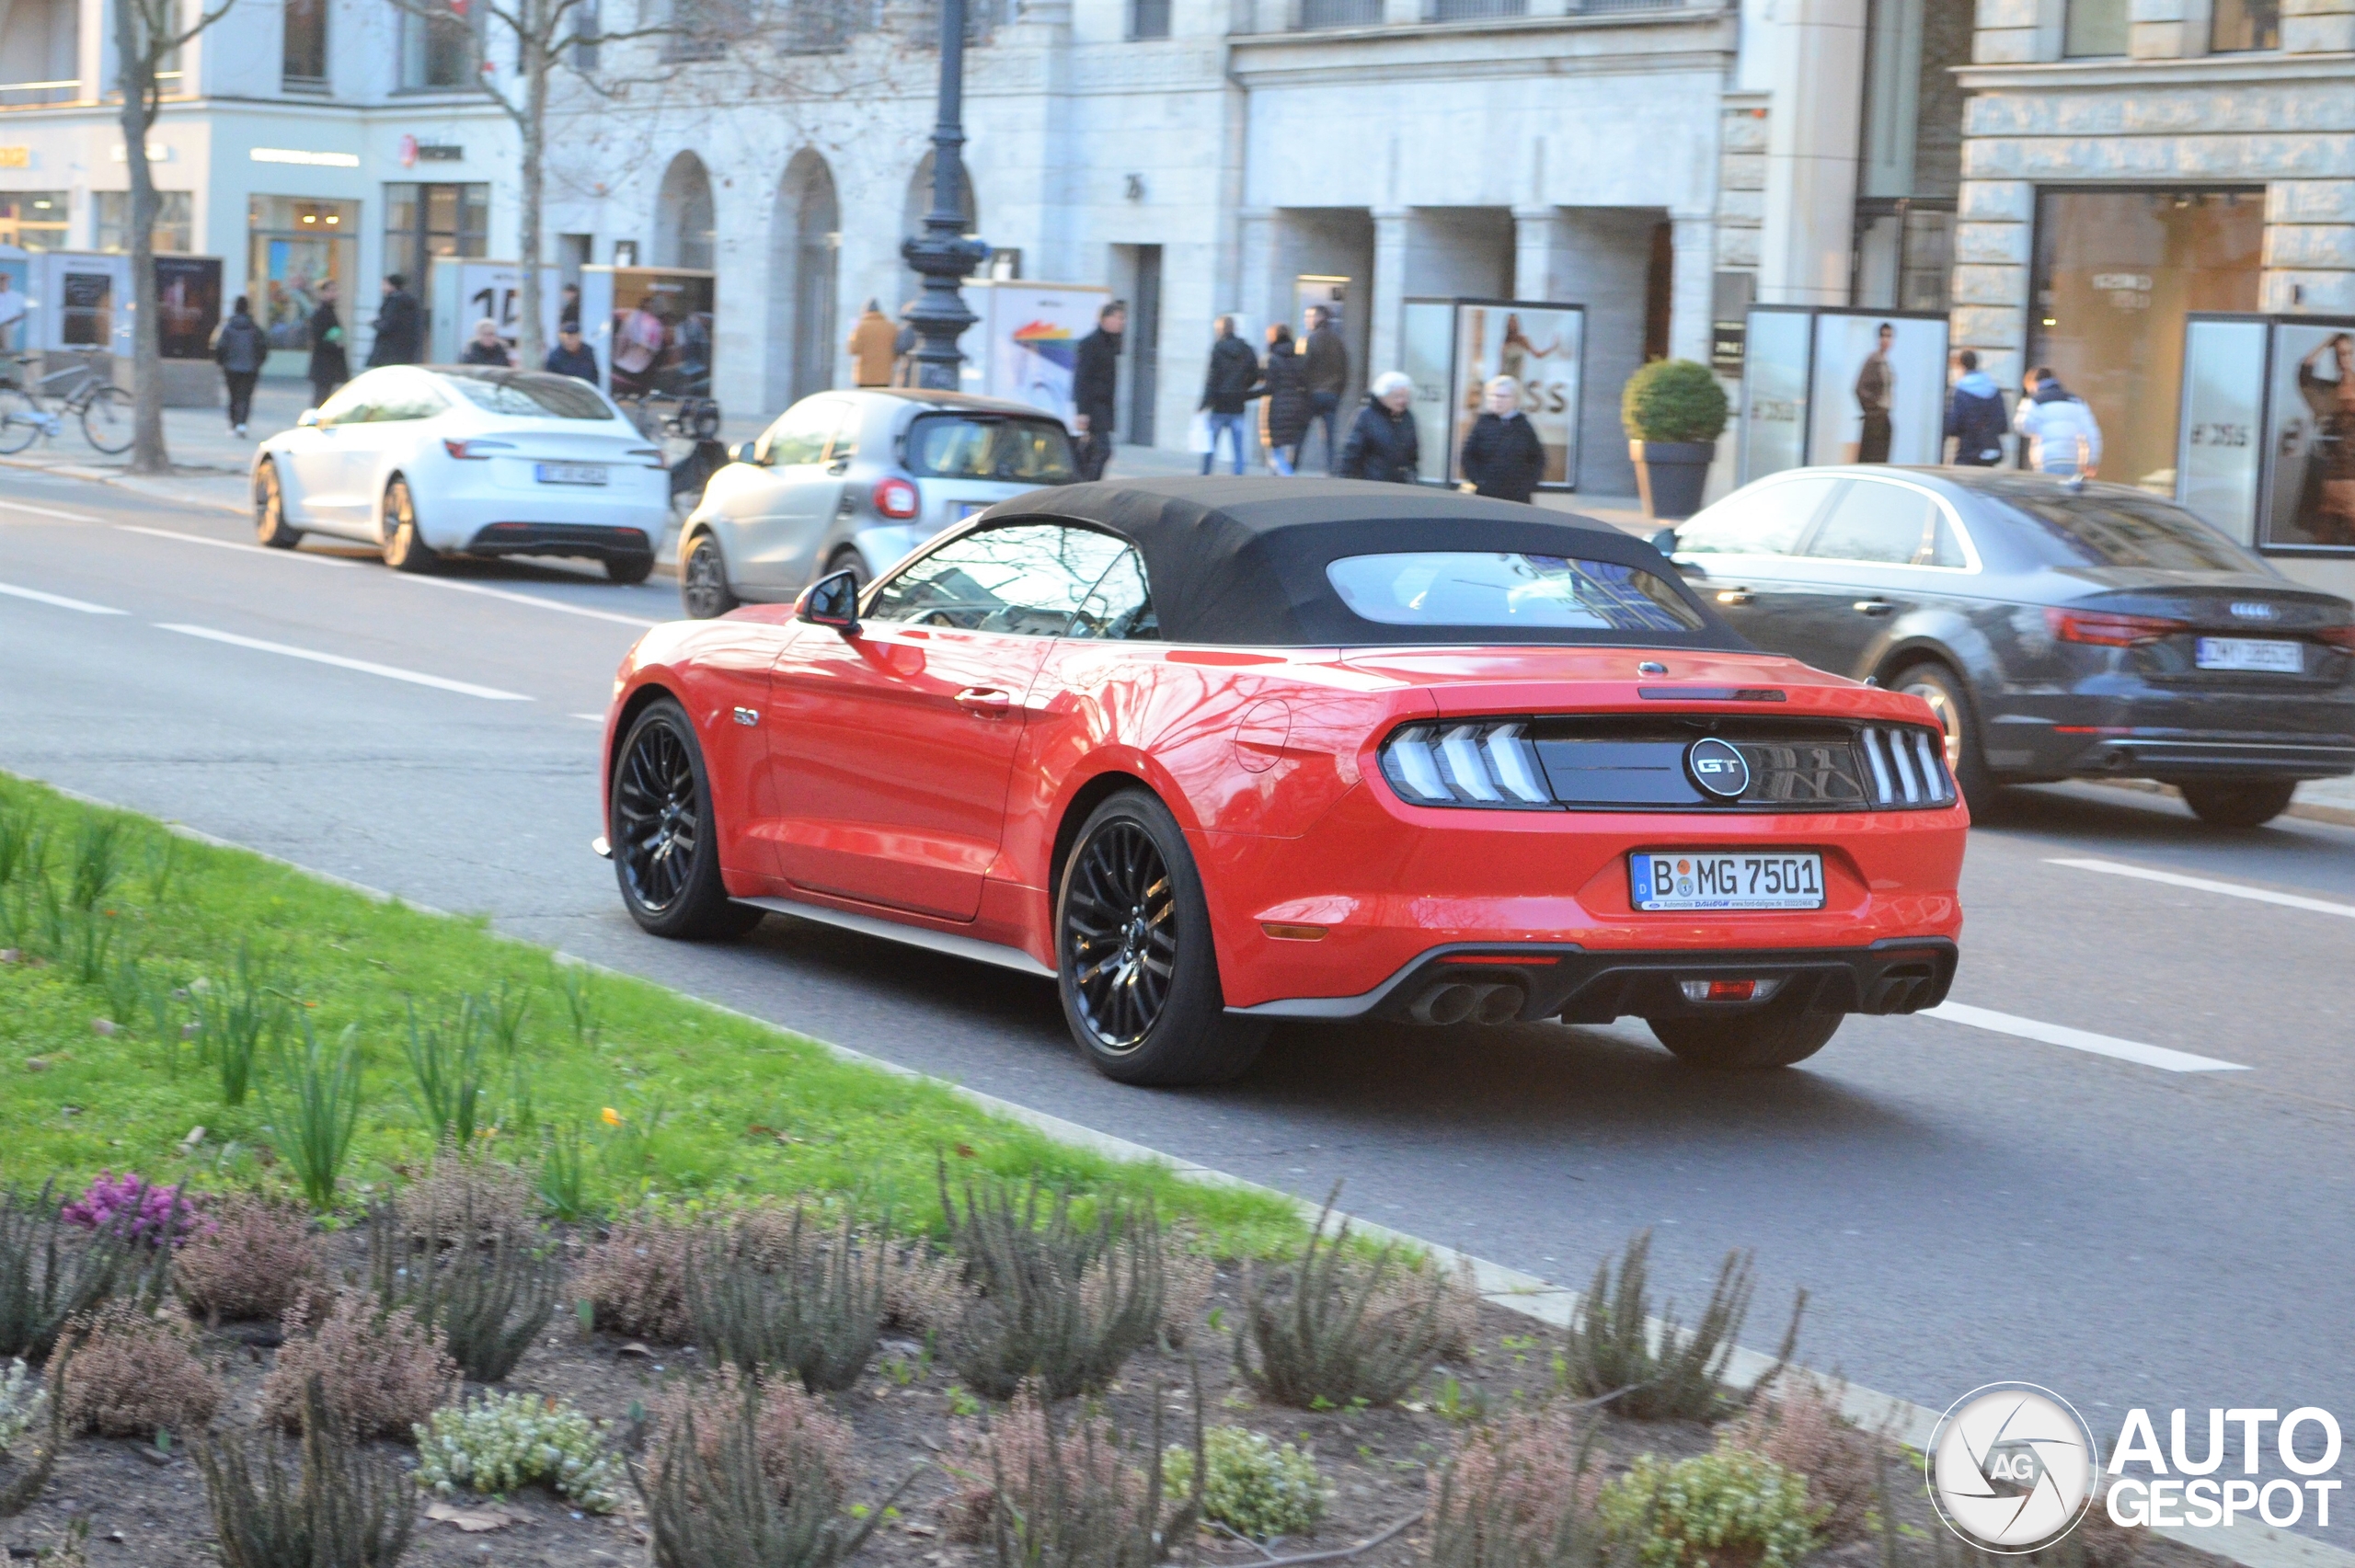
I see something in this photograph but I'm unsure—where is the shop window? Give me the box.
[383,182,488,340]
[282,0,327,86]
[1853,201,1954,313]
[2062,0,2127,54]
[249,195,358,352]
[2211,0,2278,50]
[96,190,194,253]
[401,1,478,87]
[2028,188,2262,493]
[0,192,69,249]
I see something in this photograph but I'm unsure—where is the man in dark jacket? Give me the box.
[1301,305,1349,473]
[545,322,599,383]
[306,280,348,410]
[1198,315,1259,475]
[1943,349,2006,466]
[1071,301,1124,481]
[1338,372,1419,484]
[1457,374,1545,502]
[212,295,266,437]
[367,273,420,368]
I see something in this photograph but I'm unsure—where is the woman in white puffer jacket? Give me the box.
[2014,367,2104,477]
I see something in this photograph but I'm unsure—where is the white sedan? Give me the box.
[251,365,672,581]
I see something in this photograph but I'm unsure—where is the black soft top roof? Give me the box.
[992,477,1747,648]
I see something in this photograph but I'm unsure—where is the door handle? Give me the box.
[1853,599,1895,617]
[955,687,1014,717]
[1715,589,1754,606]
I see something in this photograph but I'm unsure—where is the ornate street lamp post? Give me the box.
[901,0,990,392]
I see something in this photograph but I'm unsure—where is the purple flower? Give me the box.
[60,1172,209,1247]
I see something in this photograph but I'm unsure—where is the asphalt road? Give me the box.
[4,472,2351,1462]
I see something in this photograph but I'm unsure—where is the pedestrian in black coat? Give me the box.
[212,295,266,437]
[1458,375,1545,502]
[1338,372,1419,484]
[367,273,421,368]
[1198,315,1260,475]
[306,280,348,409]
[1300,305,1349,472]
[1072,301,1125,481]
[1258,324,1312,475]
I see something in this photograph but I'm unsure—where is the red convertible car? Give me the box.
[597,479,1965,1085]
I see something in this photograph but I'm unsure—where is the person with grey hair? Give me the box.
[1338,371,1419,483]
[461,317,512,367]
[1457,373,1545,502]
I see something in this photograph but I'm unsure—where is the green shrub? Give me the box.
[1598,1449,1821,1568]
[1233,1196,1455,1410]
[1557,1230,1802,1423]
[1621,361,1729,444]
[200,1377,415,1568]
[1163,1426,1326,1540]
[414,1391,624,1512]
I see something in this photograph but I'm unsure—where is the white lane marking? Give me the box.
[0,498,100,522]
[154,624,533,702]
[397,575,661,627]
[0,579,125,614]
[2048,856,2355,921]
[1923,1001,2250,1073]
[572,713,606,723]
[118,524,360,567]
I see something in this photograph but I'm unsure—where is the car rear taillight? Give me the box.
[2319,624,2355,651]
[627,446,667,469]
[873,476,920,520]
[2046,606,2189,646]
[1379,722,1554,808]
[442,439,516,460]
[1858,725,1957,807]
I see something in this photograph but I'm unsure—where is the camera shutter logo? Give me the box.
[1927,1384,2099,1553]
[1685,738,1750,800]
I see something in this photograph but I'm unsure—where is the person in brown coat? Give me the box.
[846,300,897,388]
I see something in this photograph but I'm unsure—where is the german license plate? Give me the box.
[536,462,608,486]
[1630,851,1825,911]
[2196,637,2301,673]
[957,501,987,520]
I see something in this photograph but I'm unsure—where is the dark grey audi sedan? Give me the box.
[1652,467,2355,827]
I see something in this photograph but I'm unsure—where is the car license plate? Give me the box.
[2196,637,2302,673]
[536,463,608,486]
[957,502,987,520]
[1630,852,1825,912]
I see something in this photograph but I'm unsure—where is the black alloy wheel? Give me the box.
[681,532,739,619]
[1055,790,1267,1086]
[1891,659,1994,811]
[611,698,764,940]
[2180,780,2297,829]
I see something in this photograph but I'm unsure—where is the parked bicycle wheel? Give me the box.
[0,386,37,454]
[80,385,132,455]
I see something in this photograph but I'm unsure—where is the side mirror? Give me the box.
[731,441,763,465]
[296,408,322,429]
[1646,525,1678,555]
[797,568,861,635]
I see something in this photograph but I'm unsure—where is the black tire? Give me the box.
[1891,659,1994,812]
[824,545,870,589]
[606,553,656,585]
[255,461,302,549]
[1055,790,1268,1086]
[1649,1005,1844,1070]
[2180,780,2296,829]
[610,698,765,940]
[79,385,132,455]
[380,476,438,574]
[680,531,739,619]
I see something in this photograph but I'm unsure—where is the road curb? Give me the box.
[2086,775,2355,830]
[13,772,2348,1568]
[0,451,249,514]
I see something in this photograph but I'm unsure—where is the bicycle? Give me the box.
[0,351,133,456]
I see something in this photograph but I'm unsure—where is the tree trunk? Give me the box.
[514,0,549,372]
[115,6,168,474]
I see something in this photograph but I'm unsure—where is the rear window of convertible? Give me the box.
[1326,552,1706,634]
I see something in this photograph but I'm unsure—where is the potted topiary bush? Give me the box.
[1622,359,1729,521]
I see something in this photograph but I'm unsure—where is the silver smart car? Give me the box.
[676,388,1077,618]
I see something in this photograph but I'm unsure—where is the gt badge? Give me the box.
[1686,738,1750,800]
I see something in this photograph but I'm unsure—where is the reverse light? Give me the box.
[1380,722,1555,809]
[1679,978,1786,1003]
[2047,606,2188,647]
[873,476,920,520]
[442,438,517,460]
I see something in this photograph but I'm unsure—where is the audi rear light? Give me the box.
[442,438,516,461]
[873,476,920,520]
[2319,624,2355,651]
[1379,722,1555,809]
[2047,606,2188,647]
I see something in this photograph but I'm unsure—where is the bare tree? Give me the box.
[115,0,236,473]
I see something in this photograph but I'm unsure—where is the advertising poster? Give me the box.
[1740,308,1810,483]
[256,238,337,351]
[607,268,715,399]
[966,281,1108,423]
[2263,321,2355,549]
[154,256,221,361]
[431,261,564,364]
[1807,313,1948,467]
[60,269,111,348]
[1400,299,1453,485]
[2175,316,2265,544]
[1450,302,1583,488]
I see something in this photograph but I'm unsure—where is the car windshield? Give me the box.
[1326,552,1707,634]
[1997,490,2254,572]
[437,369,616,421]
[903,414,1075,483]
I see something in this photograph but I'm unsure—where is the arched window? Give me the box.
[768,149,841,407]
[654,152,717,272]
